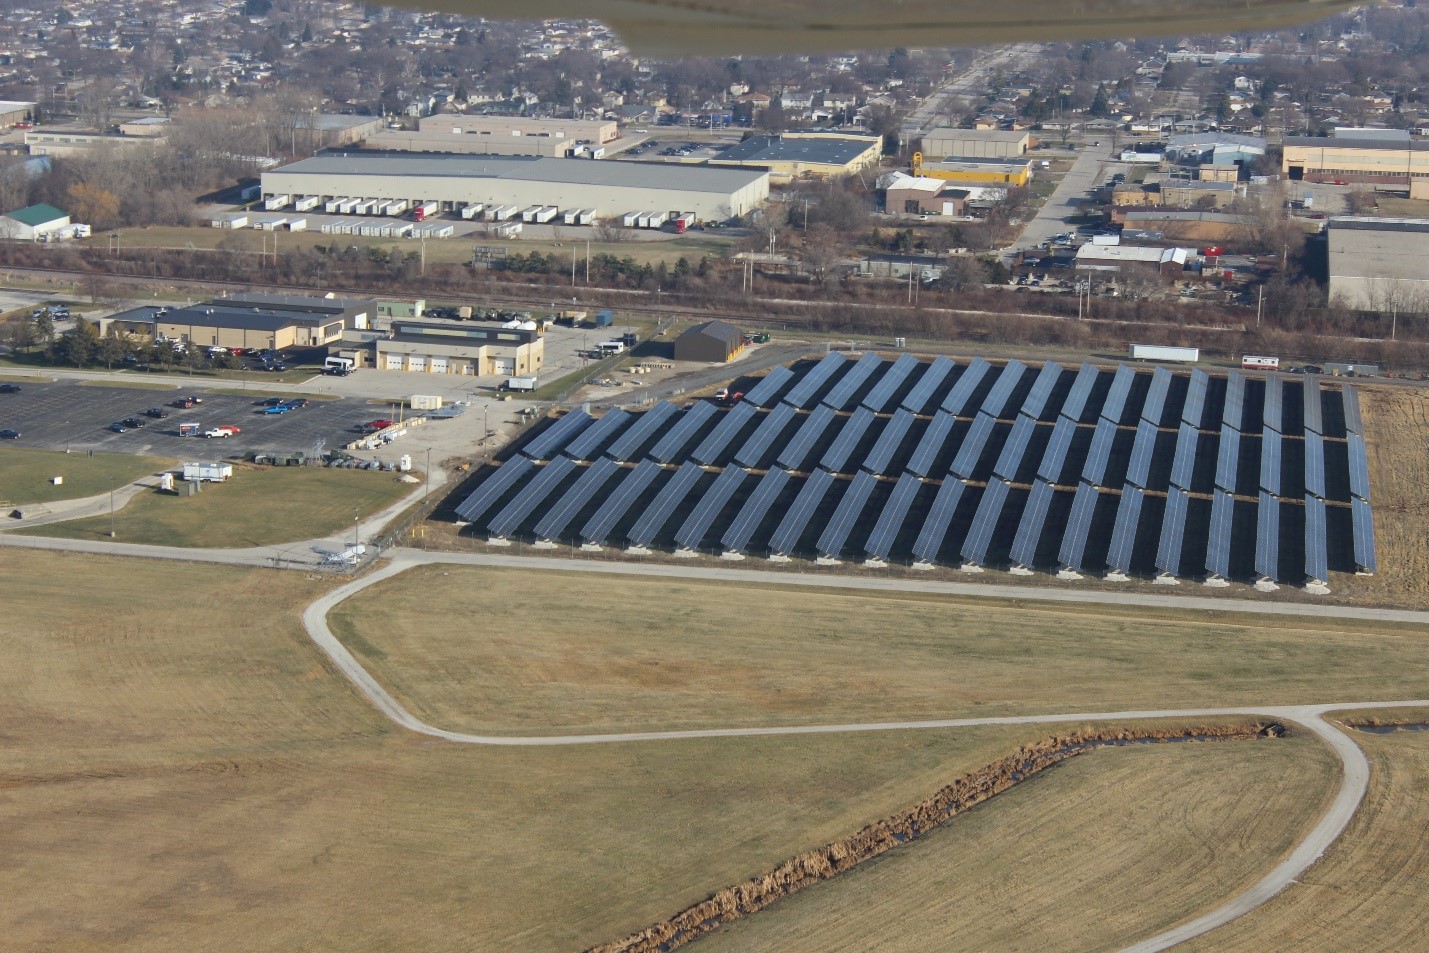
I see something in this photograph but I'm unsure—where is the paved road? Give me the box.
[1003,146,1107,261]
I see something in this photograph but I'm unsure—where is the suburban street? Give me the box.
[1004,146,1108,260]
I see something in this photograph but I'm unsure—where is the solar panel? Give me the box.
[1060,362,1100,423]
[1347,432,1372,501]
[1125,419,1160,489]
[1255,490,1280,581]
[1141,367,1173,426]
[673,465,749,551]
[950,412,998,479]
[1262,373,1284,434]
[862,409,917,475]
[1304,493,1328,584]
[907,411,957,477]
[961,478,1010,566]
[533,457,623,541]
[1182,369,1209,428]
[1099,364,1136,424]
[819,406,877,473]
[1223,371,1246,430]
[721,467,791,554]
[1081,417,1120,487]
[563,408,631,461]
[1169,422,1199,490]
[768,467,837,555]
[689,400,758,465]
[860,352,920,413]
[1301,378,1323,435]
[821,352,883,410]
[775,403,838,472]
[1058,481,1099,571]
[979,360,1027,419]
[1036,415,1077,484]
[487,456,578,538]
[900,355,956,414]
[1341,385,1363,435]
[1206,489,1234,580]
[733,401,799,468]
[1106,486,1145,574]
[454,455,536,522]
[1020,362,1064,421]
[1155,485,1190,578]
[741,364,796,408]
[579,459,663,544]
[993,413,1038,481]
[911,477,967,564]
[626,461,705,548]
[1214,425,1241,492]
[864,472,921,561]
[1260,427,1283,496]
[1303,429,1327,500]
[605,400,679,462]
[782,351,848,409]
[649,400,718,463]
[523,410,592,460]
[1009,478,1055,569]
[1352,496,1377,573]
[816,471,879,559]
[940,357,992,416]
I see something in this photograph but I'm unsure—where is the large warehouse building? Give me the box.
[708,133,881,182]
[1327,216,1429,311]
[1282,130,1429,185]
[374,319,544,375]
[110,294,373,350]
[919,128,1030,159]
[260,152,768,222]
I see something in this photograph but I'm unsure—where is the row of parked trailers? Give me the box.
[316,220,455,238]
[212,213,307,231]
[456,354,1376,590]
[620,210,696,231]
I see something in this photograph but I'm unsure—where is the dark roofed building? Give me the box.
[674,320,745,363]
[709,132,881,181]
[109,295,375,351]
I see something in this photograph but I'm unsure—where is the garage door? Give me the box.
[408,356,426,372]
[384,355,404,371]
[429,358,448,374]
[493,358,515,375]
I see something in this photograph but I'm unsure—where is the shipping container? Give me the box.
[1129,344,1199,363]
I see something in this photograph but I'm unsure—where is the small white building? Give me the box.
[0,203,70,241]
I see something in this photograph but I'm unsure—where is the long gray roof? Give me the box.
[715,134,876,166]
[274,151,767,194]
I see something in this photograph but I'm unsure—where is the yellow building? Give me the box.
[1282,133,1429,184]
[912,152,1032,186]
[709,133,881,182]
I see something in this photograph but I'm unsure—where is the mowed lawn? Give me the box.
[1177,728,1429,953]
[1,550,1072,953]
[15,464,414,546]
[328,565,1429,734]
[0,447,173,505]
[692,734,1339,953]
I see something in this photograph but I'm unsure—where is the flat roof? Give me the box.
[924,156,1033,169]
[0,100,35,112]
[923,128,1029,141]
[217,292,368,314]
[155,306,336,331]
[715,134,878,166]
[1328,216,1429,234]
[1284,135,1429,152]
[315,113,380,131]
[274,152,767,194]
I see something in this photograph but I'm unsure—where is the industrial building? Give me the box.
[919,128,1029,159]
[261,152,769,223]
[23,129,157,157]
[674,321,745,362]
[420,114,618,144]
[913,154,1033,187]
[373,320,544,375]
[880,171,969,217]
[708,133,881,182]
[1327,217,1429,311]
[0,100,34,128]
[109,294,373,350]
[1164,132,1265,171]
[0,203,70,241]
[365,128,580,157]
[1282,130,1429,185]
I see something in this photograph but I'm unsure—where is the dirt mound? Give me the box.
[587,723,1276,953]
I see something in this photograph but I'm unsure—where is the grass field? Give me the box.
[691,733,1339,953]
[1356,385,1429,608]
[1369,195,1429,219]
[0,549,1097,953]
[1177,730,1429,952]
[0,448,172,505]
[327,565,1429,734]
[15,464,413,546]
[83,224,739,269]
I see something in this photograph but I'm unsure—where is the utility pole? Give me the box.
[109,487,116,538]
[1257,284,1264,327]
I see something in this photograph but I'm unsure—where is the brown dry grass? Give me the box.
[329,565,1429,734]
[687,732,1339,952]
[0,549,1091,952]
[1355,384,1429,608]
[1177,730,1429,953]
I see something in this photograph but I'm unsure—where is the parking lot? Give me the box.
[0,381,389,457]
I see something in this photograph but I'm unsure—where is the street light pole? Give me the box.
[109,487,116,538]
[425,447,432,496]
[353,507,360,549]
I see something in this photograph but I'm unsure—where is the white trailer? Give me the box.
[182,462,233,483]
[589,147,606,159]
[324,199,342,214]
[486,204,518,221]
[293,196,320,213]
[460,203,484,220]
[254,216,287,231]
[504,376,539,392]
[212,214,247,229]
[417,224,455,238]
[286,217,308,232]
[337,198,358,214]
[492,221,523,237]
[263,194,291,211]
[1129,344,1200,363]
[534,205,559,223]
[388,199,409,214]
[622,211,642,228]
[562,208,580,225]
[646,210,669,228]
[635,211,653,229]
[520,205,544,223]
[576,208,595,225]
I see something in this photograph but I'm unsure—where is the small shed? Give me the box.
[674,320,745,363]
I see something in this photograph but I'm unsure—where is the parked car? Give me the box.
[0,428,19,439]
[172,397,196,409]
[281,398,309,409]
[260,404,293,415]
[109,422,128,433]
[0,383,20,393]
[120,416,146,429]
[145,406,170,418]
[360,418,393,432]
[260,396,287,406]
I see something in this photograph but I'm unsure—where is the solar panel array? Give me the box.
[453,359,1374,588]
